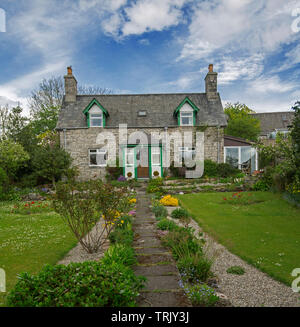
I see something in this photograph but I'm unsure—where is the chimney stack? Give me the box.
[205,64,218,101]
[64,66,77,103]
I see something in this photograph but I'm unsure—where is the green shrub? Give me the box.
[161,227,203,260]
[226,266,245,275]
[178,254,212,283]
[217,163,239,178]
[252,180,270,191]
[0,167,8,195]
[102,244,136,266]
[6,261,145,307]
[171,207,189,219]
[152,204,167,218]
[156,218,178,231]
[183,283,219,307]
[204,160,218,177]
[109,225,134,246]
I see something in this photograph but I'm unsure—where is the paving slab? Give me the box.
[133,264,178,276]
[133,191,191,307]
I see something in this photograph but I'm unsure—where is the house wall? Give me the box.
[59,126,224,181]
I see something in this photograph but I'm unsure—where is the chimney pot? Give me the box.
[208,64,213,73]
[67,66,73,75]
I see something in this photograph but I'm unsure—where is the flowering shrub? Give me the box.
[160,195,179,206]
[222,192,263,205]
[11,201,51,215]
[117,175,127,182]
[180,282,219,306]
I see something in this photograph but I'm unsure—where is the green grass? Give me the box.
[0,201,77,306]
[178,192,300,286]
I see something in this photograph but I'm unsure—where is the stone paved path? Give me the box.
[132,190,191,307]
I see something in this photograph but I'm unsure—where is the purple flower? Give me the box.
[129,210,136,216]
[117,175,126,182]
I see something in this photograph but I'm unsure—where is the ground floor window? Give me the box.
[224,146,257,173]
[89,149,107,167]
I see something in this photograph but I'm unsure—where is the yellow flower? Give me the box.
[129,198,137,204]
[159,195,178,206]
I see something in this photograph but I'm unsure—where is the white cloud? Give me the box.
[121,0,187,36]
[179,0,300,61]
[249,75,297,94]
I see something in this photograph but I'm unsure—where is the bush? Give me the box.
[217,163,239,178]
[182,283,219,307]
[161,228,203,260]
[102,244,136,266]
[6,261,145,307]
[204,160,218,177]
[171,207,189,219]
[160,195,179,206]
[109,224,134,247]
[0,167,8,194]
[156,218,178,231]
[152,204,167,219]
[226,266,245,275]
[178,253,212,283]
[147,177,164,195]
[52,180,129,253]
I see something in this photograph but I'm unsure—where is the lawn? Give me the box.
[0,201,77,306]
[177,191,300,286]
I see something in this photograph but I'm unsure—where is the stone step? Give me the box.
[135,247,171,255]
[137,253,174,265]
[133,264,178,276]
[137,291,191,307]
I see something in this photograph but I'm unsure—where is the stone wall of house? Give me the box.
[59,126,224,181]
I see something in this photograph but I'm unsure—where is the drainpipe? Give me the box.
[217,125,220,163]
[63,128,67,150]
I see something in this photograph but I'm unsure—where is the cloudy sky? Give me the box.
[0,0,300,114]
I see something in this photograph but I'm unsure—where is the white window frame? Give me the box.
[90,111,103,127]
[151,147,161,166]
[125,148,135,167]
[224,146,258,171]
[89,149,107,167]
[180,111,193,126]
[178,147,196,161]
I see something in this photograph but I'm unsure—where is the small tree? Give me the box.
[0,139,30,180]
[32,132,72,188]
[52,180,130,253]
[290,101,300,168]
[224,102,261,142]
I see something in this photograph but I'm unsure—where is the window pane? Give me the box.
[241,147,251,169]
[91,118,102,126]
[181,112,193,117]
[96,153,106,166]
[91,114,102,118]
[90,153,97,165]
[181,117,192,125]
[225,148,239,168]
[152,153,160,165]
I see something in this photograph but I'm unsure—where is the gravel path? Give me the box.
[57,222,109,265]
[165,206,300,307]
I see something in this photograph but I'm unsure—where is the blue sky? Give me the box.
[0,0,300,114]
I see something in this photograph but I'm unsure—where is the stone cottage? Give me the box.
[56,65,227,180]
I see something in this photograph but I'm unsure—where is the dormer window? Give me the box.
[180,111,193,126]
[83,98,109,128]
[173,97,199,127]
[90,112,103,127]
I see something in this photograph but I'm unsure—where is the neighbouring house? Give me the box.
[251,111,295,145]
[56,65,227,180]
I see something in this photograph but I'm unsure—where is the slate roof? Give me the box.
[251,112,294,136]
[56,93,227,129]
